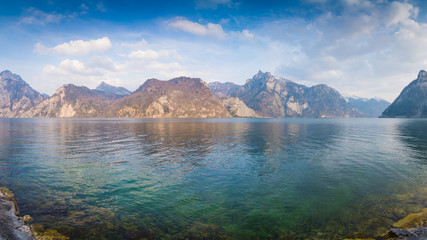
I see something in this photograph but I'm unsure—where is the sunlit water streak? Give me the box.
[0,118,426,239]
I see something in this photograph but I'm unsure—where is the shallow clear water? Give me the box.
[0,118,426,239]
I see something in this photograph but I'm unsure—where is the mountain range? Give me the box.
[0,69,395,118]
[210,71,390,118]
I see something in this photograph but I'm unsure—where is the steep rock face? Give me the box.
[111,77,231,118]
[208,82,241,99]
[304,84,362,118]
[21,84,111,118]
[382,70,427,118]
[347,97,390,117]
[94,81,131,96]
[221,97,259,117]
[0,70,45,117]
[234,71,361,118]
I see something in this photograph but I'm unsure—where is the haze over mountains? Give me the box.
[347,97,391,118]
[0,69,399,118]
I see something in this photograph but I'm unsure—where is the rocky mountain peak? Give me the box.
[95,81,130,96]
[0,70,14,77]
[253,70,274,82]
[0,70,45,117]
[416,70,427,82]
[0,70,23,82]
[244,71,278,88]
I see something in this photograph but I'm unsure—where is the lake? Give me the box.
[0,118,426,239]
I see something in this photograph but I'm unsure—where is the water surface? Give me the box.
[0,118,426,239]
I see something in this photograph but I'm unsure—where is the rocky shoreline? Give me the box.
[0,187,68,240]
[0,187,34,240]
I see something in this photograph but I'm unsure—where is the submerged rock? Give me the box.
[0,187,34,240]
[392,208,427,229]
[31,225,69,240]
[383,208,427,240]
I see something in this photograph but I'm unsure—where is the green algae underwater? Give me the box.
[0,118,426,239]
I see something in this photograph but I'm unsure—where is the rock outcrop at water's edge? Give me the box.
[0,187,34,240]
[0,186,69,240]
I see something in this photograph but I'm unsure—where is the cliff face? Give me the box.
[382,70,427,118]
[233,71,361,118]
[110,77,231,118]
[304,84,362,118]
[221,97,259,118]
[0,70,45,118]
[21,84,111,118]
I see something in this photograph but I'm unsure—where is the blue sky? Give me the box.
[2,0,427,101]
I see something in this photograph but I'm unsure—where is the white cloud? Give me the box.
[384,1,417,27]
[58,59,103,76]
[20,8,63,25]
[121,39,148,49]
[128,49,175,60]
[146,62,183,71]
[34,37,112,56]
[264,0,427,101]
[239,29,254,39]
[169,18,227,39]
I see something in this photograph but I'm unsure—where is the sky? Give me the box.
[2,0,427,101]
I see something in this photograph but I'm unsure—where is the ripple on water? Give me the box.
[0,118,426,239]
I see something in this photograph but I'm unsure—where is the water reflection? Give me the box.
[397,119,427,164]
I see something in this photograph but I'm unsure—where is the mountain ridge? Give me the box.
[232,71,362,118]
[0,69,393,118]
[381,70,427,118]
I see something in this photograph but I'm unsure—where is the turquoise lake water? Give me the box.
[0,118,426,239]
